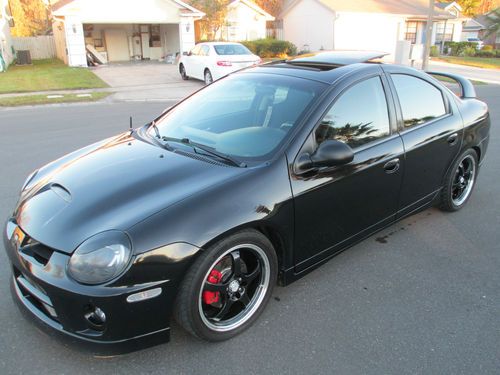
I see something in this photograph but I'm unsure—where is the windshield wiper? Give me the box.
[161,136,246,168]
[151,120,161,139]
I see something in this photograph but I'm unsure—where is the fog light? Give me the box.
[84,306,106,328]
[126,287,162,303]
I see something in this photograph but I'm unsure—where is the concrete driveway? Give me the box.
[91,61,204,101]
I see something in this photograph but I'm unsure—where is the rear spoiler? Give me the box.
[427,72,477,99]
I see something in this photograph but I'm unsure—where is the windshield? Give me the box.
[214,44,252,55]
[152,74,325,161]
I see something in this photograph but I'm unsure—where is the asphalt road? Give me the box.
[0,87,499,374]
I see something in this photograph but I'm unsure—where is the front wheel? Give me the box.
[174,230,277,341]
[204,69,213,85]
[440,149,478,211]
[179,64,189,80]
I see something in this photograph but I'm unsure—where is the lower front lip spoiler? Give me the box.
[10,276,170,355]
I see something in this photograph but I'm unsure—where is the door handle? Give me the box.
[384,158,400,174]
[447,133,459,146]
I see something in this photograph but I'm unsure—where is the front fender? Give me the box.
[126,155,294,268]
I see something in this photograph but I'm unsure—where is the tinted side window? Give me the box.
[391,74,447,128]
[316,77,390,149]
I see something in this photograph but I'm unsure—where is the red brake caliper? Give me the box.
[203,269,223,305]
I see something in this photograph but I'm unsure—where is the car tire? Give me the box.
[174,229,278,341]
[180,64,189,80]
[439,149,478,212]
[204,69,213,85]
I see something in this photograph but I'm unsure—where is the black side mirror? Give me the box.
[296,140,354,172]
[183,51,190,56]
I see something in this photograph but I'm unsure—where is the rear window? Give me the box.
[214,44,252,56]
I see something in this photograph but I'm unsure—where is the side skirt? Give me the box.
[279,192,439,286]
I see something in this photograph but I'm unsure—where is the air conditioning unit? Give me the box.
[17,50,32,65]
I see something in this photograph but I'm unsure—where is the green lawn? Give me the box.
[433,56,500,70]
[0,92,111,107]
[0,59,108,94]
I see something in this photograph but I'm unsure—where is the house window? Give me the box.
[435,22,455,44]
[405,22,418,44]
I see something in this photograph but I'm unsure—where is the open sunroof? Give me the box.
[286,50,389,67]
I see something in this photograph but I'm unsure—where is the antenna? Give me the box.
[129,116,133,130]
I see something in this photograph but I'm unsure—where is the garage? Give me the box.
[51,0,204,67]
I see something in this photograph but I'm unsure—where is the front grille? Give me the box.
[17,233,54,267]
[13,267,59,323]
[20,241,53,266]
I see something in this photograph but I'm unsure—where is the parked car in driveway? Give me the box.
[467,37,484,49]
[179,42,261,85]
[4,51,490,352]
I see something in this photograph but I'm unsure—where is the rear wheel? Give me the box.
[204,69,213,85]
[174,230,277,341]
[440,149,478,211]
[180,64,188,80]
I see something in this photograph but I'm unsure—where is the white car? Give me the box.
[179,42,261,85]
[467,38,484,50]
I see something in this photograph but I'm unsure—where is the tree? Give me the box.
[254,0,284,17]
[9,0,50,37]
[450,0,482,17]
[484,7,500,38]
[189,0,228,40]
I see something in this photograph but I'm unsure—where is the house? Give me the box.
[278,0,464,59]
[461,18,486,41]
[51,0,204,67]
[194,0,274,42]
[0,0,15,71]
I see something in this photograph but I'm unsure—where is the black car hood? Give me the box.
[15,132,246,253]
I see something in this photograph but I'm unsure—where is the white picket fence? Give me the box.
[12,36,57,60]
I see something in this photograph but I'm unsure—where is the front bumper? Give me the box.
[3,220,196,354]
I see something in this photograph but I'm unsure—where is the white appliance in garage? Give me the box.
[140,25,150,60]
[104,29,130,61]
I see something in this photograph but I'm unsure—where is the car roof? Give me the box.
[288,50,389,65]
[201,42,246,46]
[240,50,391,85]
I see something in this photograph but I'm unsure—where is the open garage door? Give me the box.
[104,29,130,62]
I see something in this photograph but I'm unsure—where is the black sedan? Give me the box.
[3,51,490,352]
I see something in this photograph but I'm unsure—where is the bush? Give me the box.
[241,38,298,58]
[430,45,439,57]
[475,50,495,57]
[482,45,493,51]
[444,41,477,56]
[463,46,477,57]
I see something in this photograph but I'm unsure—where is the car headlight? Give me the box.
[67,231,132,285]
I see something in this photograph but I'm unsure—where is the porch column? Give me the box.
[179,17,196,54]
[64,16,87,67]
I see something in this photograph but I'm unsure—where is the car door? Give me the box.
[382,66,463,217]
[198,44,211,78]
[290,71,405,271]
[184,45,202,79]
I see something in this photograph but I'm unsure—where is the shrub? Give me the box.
[475,50,495,57]
[482,45,493,51]
[444,41,477,56]
[430,45,439,57]
[241,38,297,58]
[463,46,477,57]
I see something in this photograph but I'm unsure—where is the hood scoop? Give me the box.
[50,183,72,203]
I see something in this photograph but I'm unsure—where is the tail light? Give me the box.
[217,61,232,67]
